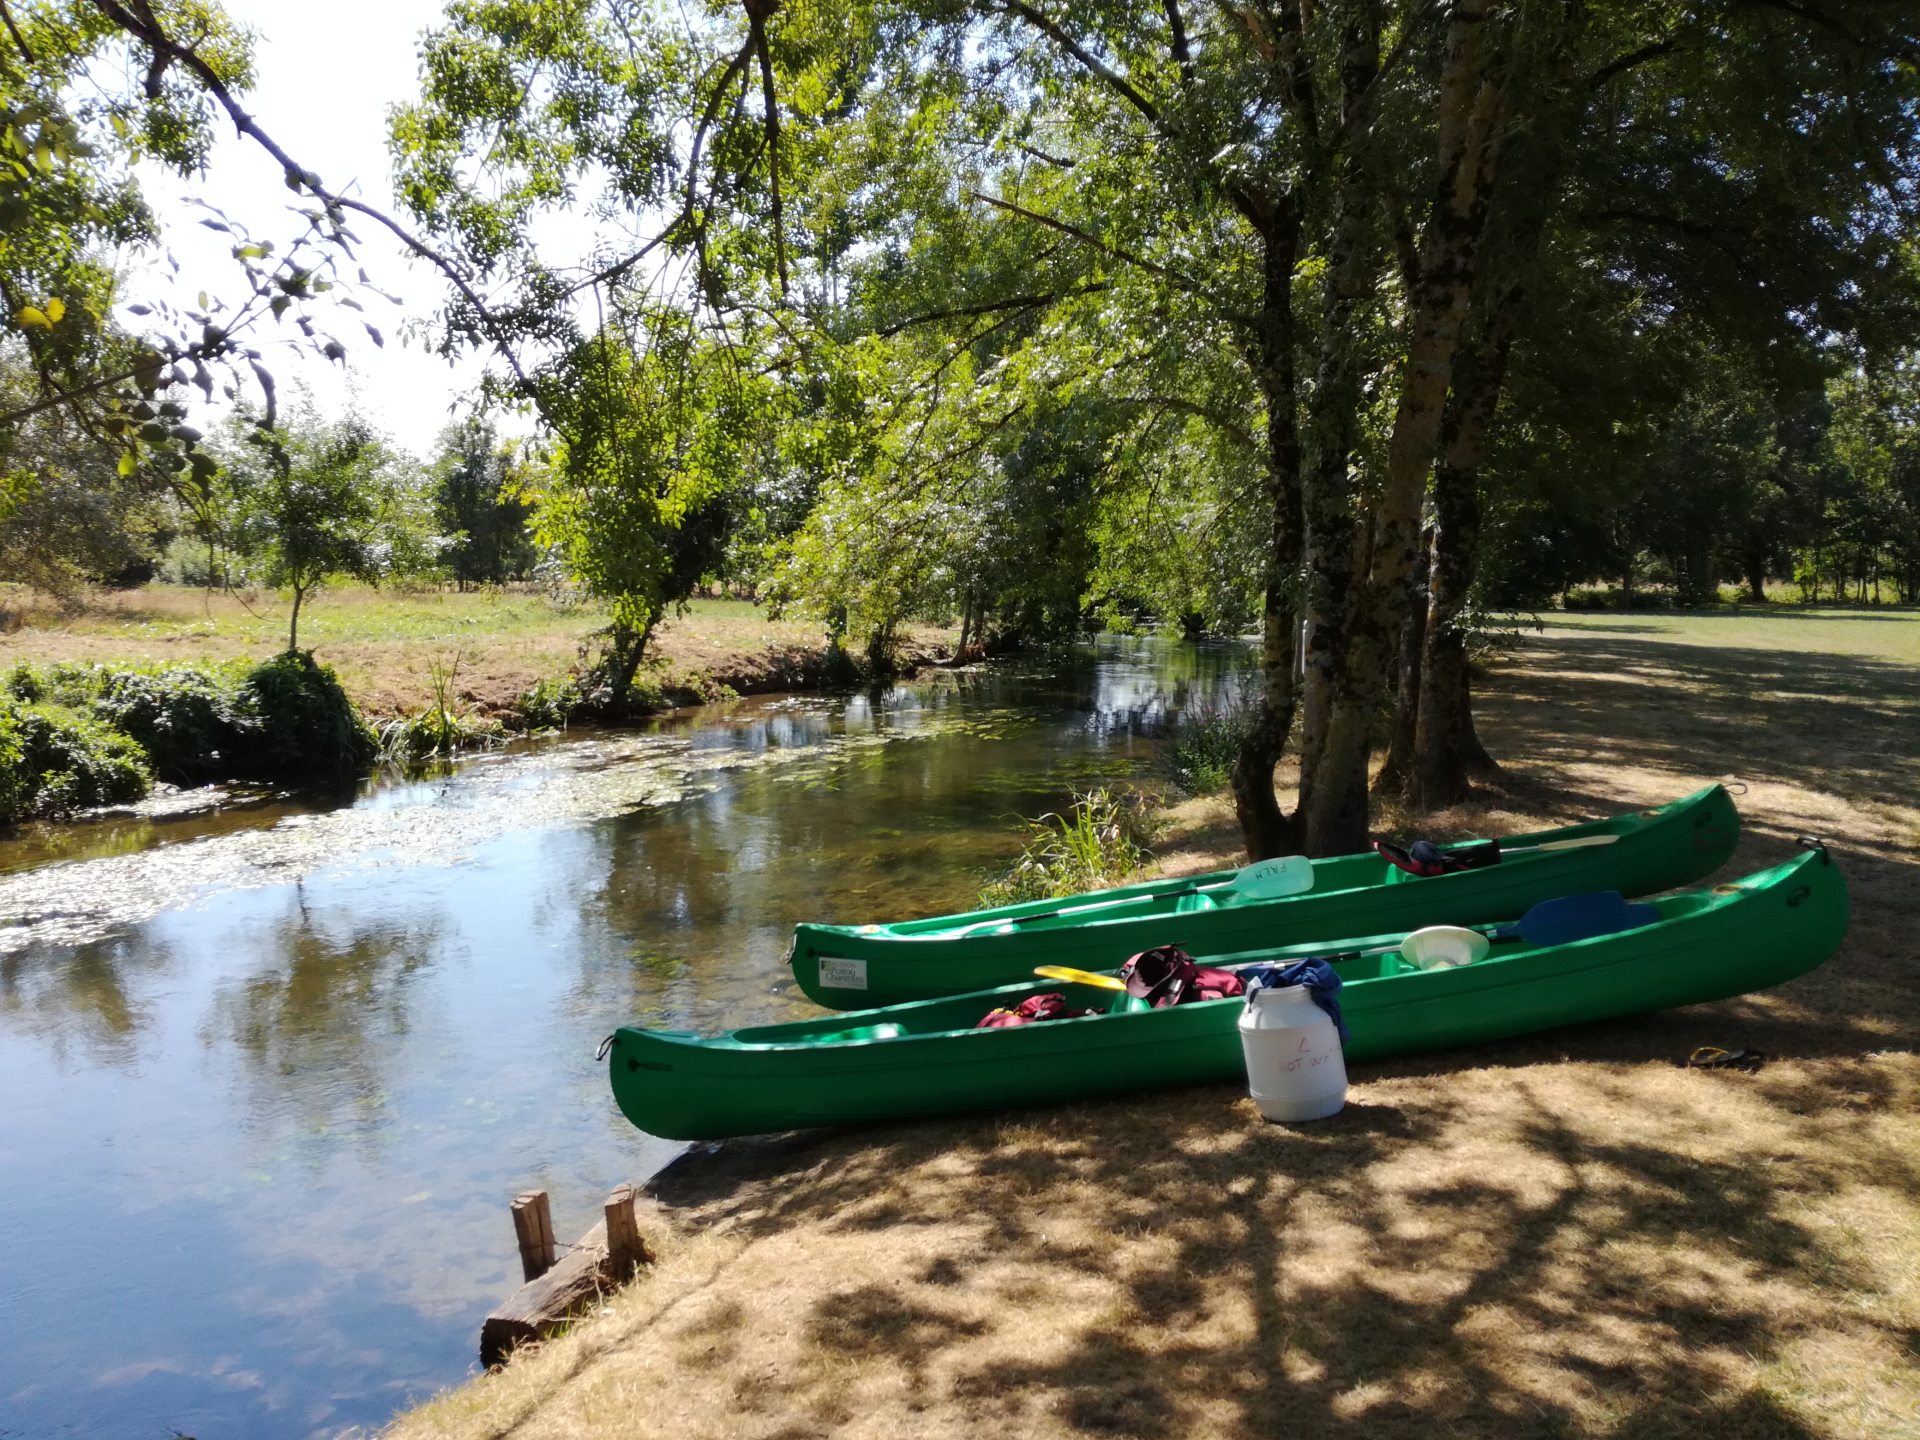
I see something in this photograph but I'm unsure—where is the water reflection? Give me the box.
[0,634,1249,1438]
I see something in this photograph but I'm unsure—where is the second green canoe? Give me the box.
[789,784,1741,1009]
[613,846,1846,1141]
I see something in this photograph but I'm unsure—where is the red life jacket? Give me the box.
[975,992,1097,1028]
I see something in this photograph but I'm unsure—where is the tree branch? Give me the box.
[747,2,787,299]
[1584,37,1680,89]
[965,189,1208,296]
[0,0,33,64]
[874,284,1110,337]
[1163,0,1193,83]
[92,0,546,409]
[995,0,1166,131]
[1113,393,1259,453]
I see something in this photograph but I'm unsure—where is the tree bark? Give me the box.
[1294,7,1381,815]
[1411,316,1510,806]
[1302,0,1508,855]
[1373,543,1428,798]
[1230,199,1307,860]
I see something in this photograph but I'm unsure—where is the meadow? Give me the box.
[0,584,946,719]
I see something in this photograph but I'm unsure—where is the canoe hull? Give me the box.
[611,847,1847,1141]
[790,785,1741,1009]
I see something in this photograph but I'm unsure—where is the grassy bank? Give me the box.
[388,607,1919,1440]
[0,584,957,722]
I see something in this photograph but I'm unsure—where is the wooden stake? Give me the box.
[511,1190,556,1282]
[604,1184,651,1279]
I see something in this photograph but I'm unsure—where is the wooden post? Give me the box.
[511,1191,556,1282]
[604,1184,651,1279]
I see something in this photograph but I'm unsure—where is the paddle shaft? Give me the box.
[1501,834,1619,854]
[958,874,1239,935]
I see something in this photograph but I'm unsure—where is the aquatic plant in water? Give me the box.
[979,786,1157,906]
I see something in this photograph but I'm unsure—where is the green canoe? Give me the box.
[788,784,1741,1010]
[609,846,1846,1141]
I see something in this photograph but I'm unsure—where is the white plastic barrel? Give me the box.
[1238,984,1348,1122]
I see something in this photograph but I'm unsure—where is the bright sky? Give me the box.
[125,0,525,457]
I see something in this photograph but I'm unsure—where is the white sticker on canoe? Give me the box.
[818,957,868,990]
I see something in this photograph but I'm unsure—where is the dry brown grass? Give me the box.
[386,615,1920,1440]
[0,585,954,718]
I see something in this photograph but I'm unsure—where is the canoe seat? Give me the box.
[1173,891,1218,914]
[811,1022,907,1044]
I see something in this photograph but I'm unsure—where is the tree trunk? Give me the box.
[603,623,651,710]
[1230,199,1307,861]
[1294,9,1381,813]
[287,583,306,654]
[1302,0,1508,856]
[1412,314,1512,808]
[1373,547,1428,798]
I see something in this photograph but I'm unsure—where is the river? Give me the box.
[0,636,1248,1439]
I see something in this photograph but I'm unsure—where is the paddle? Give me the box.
[1033,964,1128,991]
[1500,833,1620,855]
[1488,889,1659,945]
[955,854,1315,937]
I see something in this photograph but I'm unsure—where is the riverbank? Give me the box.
[388,611,1920,1440]
[0,584,960,722]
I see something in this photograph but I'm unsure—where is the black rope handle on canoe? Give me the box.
[596,1033,617,1062]
[1795,835,1831,864]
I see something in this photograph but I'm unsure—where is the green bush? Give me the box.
[1161,701,1253,796]
[5,662,42,703]
[979,787,1157,907]
[517,674,586,730]
[232,651,378,780]
[95,667,246,782]
[0,697,151,825]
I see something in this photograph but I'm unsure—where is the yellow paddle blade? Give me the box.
[1033,964,1128,991]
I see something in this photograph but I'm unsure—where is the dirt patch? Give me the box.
[387,617,1920,1440]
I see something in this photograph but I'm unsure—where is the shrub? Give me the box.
[4,662,41,702]
[979,787,1157,907]
[517,674,586,730]
[232,651,378,780]
[0,697,151,824]
[95,667,246,782]
[1161,701,1253,796]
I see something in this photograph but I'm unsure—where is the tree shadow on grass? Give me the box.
[1479,632,1920,815]
[622,1050,1915,1440]
[454,625,1920,1440]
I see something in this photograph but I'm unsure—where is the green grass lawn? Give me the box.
[1534,605,1920,666]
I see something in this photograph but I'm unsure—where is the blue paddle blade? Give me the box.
[1494,890,1661,946]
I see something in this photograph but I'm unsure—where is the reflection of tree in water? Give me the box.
[202,882,443,1138]
[0,932,169,1065]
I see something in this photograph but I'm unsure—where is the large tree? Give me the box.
[384,0,1920,853]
